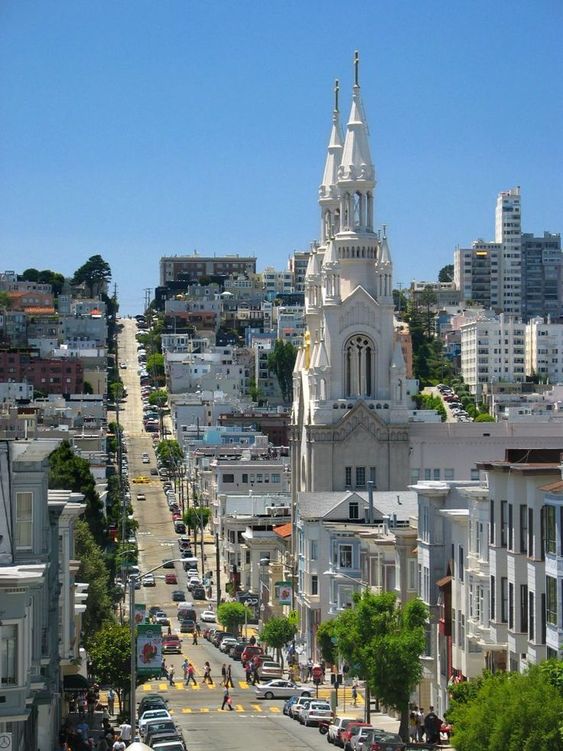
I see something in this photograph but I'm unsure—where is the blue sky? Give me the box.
[1,1,562,314]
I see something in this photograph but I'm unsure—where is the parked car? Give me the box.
[136,493,146,501]
[179,619,196,634]
[162,635,182,654]
[172,590,186,602]
[358,730,406,751]
[138,694,167,715]
[174,521,186,534]
[192,586,206,600]
[219,637,238,653]
[241,645,264,663]
[162,559,175,569]
[214,631,235,647]
[328,717,355,746]
[300,700,333,727]
[255,680,312,700]
[257,660,283,680]
[139,709,172,736]
[229,641,248,660]
[350,726,376,751]
[151,740,186,751]
[143,725,180,747]
[340,723,371,751]
[200,609,216,623]
[291,696,314,721]
[155,616,170,626]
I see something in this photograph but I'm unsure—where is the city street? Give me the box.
[117,318,344,749]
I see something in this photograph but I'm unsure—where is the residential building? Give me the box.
[0,351,84,396]
[261,267,294,295]
[526,317,563,384]
[454,241,501,310]
[159,253,256,286]
[495,187,522,315]
[288,250,311,293]
[521,232,562,322]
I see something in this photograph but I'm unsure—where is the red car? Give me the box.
[164,573,177,584]
[340,722,371,751]
[172,512,182,521]
[162,635,182,654]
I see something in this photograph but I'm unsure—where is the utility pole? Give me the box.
[215,532,221,608]
[144,287,152,314]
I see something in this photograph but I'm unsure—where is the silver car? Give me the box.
[254,680,312,700]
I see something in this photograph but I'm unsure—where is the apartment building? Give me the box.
[454,241,500,310]
[521,232,562,322]
[460,314,526,393]
[159,253,256,286]
[526,317,563,384]
[495,187,522,315]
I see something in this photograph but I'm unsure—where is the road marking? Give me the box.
[199,707,209,713]
[250,704,262,712]
[235,704,244,712]
[269,706,281,713]
[181,707,192,713]
[238,680,248,689]
[174,682,183,690]
[158,683,168,691]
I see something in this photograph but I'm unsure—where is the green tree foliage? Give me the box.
[155,439,183,470]
[267,339,297,403]
[414,392,447,421]
[0,291,10,309]
[88,623,141,712]
[216,601,251,635]
[438,264,454,283]
[183,506,211,545]
[148,388,168,407]
[74,520,113,642]
[475,413,495,422]
[392,288,408,315]
[72,254,112,297]
[404,299,454,387]
[316,619,337,665]
[332,591,429,741]
[49,440,105,545]
[260,616,297,667]
[146,352,165,385]
[448,664,563,751]
[20,268,66,295]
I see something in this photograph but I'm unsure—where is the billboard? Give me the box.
[134,604,146,625]
[275,581,292,606]
[136,623,162,676]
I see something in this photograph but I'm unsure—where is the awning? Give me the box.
[436,575,452,588]
[63,673,89,691]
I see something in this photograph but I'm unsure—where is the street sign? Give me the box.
[0,732,12,750]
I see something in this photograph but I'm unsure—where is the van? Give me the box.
[176,602,197,622]
[182,557,198,570]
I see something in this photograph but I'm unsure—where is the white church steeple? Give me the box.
[319,80,344,244]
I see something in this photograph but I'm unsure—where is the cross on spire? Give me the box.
[354,50,360,87]
[334,79,340,113]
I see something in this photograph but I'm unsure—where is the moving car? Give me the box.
[172,590,186,602]
[257,660,283,680]
[155,615,170,627]
[200,609,216,623]
[165,573,177,585]
[179,619,196,633]
[142,574,156,587]
[192,586,206,600]
[136,493,146,501]
[254,680,312,700]
[162,635,182,654]
[138,709,172,736]
[137,696,168,716]
[357,730,406,751]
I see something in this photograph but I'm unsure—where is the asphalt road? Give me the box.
[116,319,342,749]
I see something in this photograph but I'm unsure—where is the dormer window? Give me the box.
[349,501,359,520]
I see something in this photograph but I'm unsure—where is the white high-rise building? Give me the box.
[495,187,522,315]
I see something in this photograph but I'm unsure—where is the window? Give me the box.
[545,506,556,555]
[311,575,319,596]
[508,504,513,550]
[519,505,527,554]
[271,473,280,483]
[520,584,528,633]
[242,473,248,483]
[369,467,376,485]
[408,559,417,591]
[528,508,534,558]
[458,610,464,646]
[501,577,508,623]
[458,546,464,583]
[310,541,318,561]
[546,576,557,625]
[256,474,263,483]
[345,467,352,488]
[490,500,495,545]
[348,502,359,520]
[500,501,508,548]
[423,566,430,602]
[444,468,455,481]
[424,468,432,481]
[15,492,32,550]
[339,544,353,569]
[475,522,483,558]
[529,591,535,641]
[490,575,496,620]
[0,624,17,685]
[222,473,235,484]
[451,608,456,645]
[508,582,514,630]
[355,467,366,488]
[433,469,441,480]
[470,469,480,481]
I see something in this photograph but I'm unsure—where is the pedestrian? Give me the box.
[96,735,109,751]
[203,661,213,684]
[221,663,227,685]
[196,623,201,637]
[182,658,189,682]
[409,712,418,743]
[424,706,441,744]
[225,663,234,688]
[167,625,172,636]
[118,720,131,745]
[192,630,198,645]
[221,688,234,711]
[161,658,167,678]
[306,658,313,682]
[186,662,197,686]
[351,685,358,706]
[417,707,425,741]
[320,659,326,683]
[244,661,252,683]
[252,663,260,685]
[107,688,115,716]
[168,666,175,686]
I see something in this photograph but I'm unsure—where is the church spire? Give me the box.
[320,79,343,201]
[339,51,374,184]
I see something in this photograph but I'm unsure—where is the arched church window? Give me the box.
[324,210,332,240]
[367,192,373,230]
[344,335,375,398]
[334,209,340,234]
[353,192,362,228]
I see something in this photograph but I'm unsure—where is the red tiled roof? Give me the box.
[539,479,563,493]
[273,523,292,539]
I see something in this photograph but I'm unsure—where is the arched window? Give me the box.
[324,210,332,240]
[353,192,362,228]
[344,335,375,397]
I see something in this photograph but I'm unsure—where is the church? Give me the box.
[291,55,422,496]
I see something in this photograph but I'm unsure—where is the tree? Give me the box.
[475,413,495,422]
[267,339,297,403]
[438,264,454,283]
[155,439,183,470]
[146,352,165,385]
[0,291,10,310]
[332,590,428,741]
[447,664,563,751]
[88,623,142,713]
[183,506,211,547]
[392,288,407,315]
[148,388,168,407]
[217,601,251,635]
[316,619,337,665]
[260,616,297,667]
[72,254,111,297]
[49,440,105,545]
[74,520,113,642]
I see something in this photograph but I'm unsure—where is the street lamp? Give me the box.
[257,558,270,628]
[129,558,185,739]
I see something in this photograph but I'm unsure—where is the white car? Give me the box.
[138,709,171,735]
[200,610,216,623]
[255,680,312,700]
[142,574,155,587]
[300,700,332,727]
[219,637,238,653]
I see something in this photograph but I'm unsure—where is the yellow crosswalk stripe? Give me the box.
[181,708,192,713]
[199,707,209,713]
[174,682,183,690]
[250,704,262,712]
[238,680,248,689]
[235,704,244,712]
[158,683,168,691]
[269,707,281,713]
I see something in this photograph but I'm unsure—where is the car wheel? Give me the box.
[264,692,274,699]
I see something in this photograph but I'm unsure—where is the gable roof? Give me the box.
[298,490,417,522]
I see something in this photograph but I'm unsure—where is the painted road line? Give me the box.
[174,682,184,690]
[238,680,248,689]
[199,707,209,713]
[250,704,262,712]
[235,704,244,712]
[181,708,193,714]
[158,683,168,691]
[269,707,281,713]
